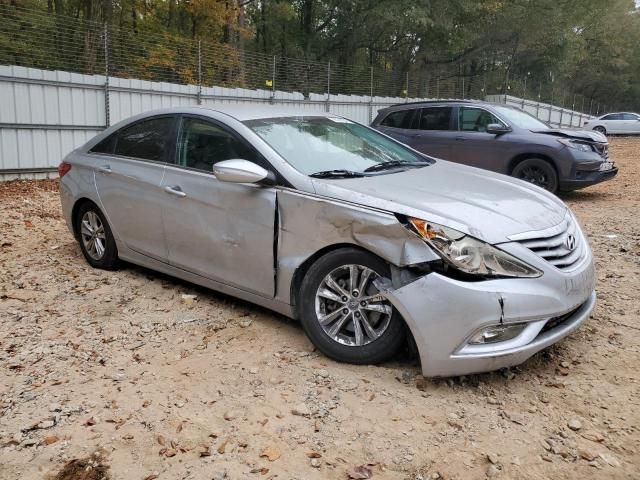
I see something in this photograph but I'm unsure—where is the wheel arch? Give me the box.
[508,152,558,176]
[289,242,418,357]
[71,197,101,240]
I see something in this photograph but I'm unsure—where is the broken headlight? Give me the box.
[557,138,593,153]
[407,218,542,278]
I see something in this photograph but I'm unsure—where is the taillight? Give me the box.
[58,162,72,178]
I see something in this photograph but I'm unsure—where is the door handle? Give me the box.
[455,136,466,141]
[97,165,112,174]
[164,185,186,198]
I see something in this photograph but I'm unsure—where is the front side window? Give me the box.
[380,109,415,129]
[622,113,639,120]
[459,107,505,132]
[416,107,453,131]
[491,105,549,129]
[114,117,175,162]
[244,116,430,176]
[176,117,259,172]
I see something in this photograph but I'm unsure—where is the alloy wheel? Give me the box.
[518,166,550,189]
[314,264,393,347]
[80,210,106,260]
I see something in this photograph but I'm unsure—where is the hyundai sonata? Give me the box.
[59,107,596,377]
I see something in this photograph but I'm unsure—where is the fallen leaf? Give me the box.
[82,416,97,426]
[306,451,322,458]
[42,435,58,445]
[260,446,282,462]
[217,439,228,454]
[250,467,269,475]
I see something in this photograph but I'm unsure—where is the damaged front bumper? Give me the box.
[376,245,596,377]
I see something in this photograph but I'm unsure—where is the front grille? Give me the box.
[517,215,585,271]
[593,143,608,160]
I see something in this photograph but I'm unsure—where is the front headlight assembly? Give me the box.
[557,138,593,152]
[407,218,542,278]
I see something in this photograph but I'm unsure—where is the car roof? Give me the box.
[379,99,498,112]
[125,105,338,122]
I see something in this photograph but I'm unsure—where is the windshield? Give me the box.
[492,105,550,130]
[243,116,430,176]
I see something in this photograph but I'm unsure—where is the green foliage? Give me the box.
[1,0,638,110]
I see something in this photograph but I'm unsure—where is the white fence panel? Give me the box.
[2,66,595,180]
[485,94,593,128]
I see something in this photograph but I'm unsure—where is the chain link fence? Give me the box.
[0,4,610,117]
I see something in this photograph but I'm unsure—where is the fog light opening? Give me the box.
[469,323,528,345]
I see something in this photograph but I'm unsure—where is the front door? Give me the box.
[93,115,177,261]
[160,115,277,297]
[448,106,510,173]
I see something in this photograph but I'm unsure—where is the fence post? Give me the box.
[103,22,110,128]
[405,72,409,101]
[569,94,576,127]
[197,40,202,105]
[368,66,373,122]
[271,56,276,103]
[326,62,331,113]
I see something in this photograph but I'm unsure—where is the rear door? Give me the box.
[407,106,456,159]
[602,114,625,133]
[448,106,511,172]
[160,115,277,297]
[93,115,177,261]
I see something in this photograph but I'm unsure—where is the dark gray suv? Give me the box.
[372,100,617,193]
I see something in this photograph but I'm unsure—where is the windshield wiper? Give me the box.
[309,169,366,179]
[363,160,429,173]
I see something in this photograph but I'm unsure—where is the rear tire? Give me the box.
[75,202,119,270]
[511,158,559,193]
[593,126,606,135]
[298,248,406,365]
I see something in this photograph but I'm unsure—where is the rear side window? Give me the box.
[380,109,415,129]
[459,107,505,132]
[114,117,175,162]
[89,133,117,154]
[416,107,453,130]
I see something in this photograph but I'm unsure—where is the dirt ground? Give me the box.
[1,138,639,480]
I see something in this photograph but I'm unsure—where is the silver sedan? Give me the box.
[584,112,640,135]
[58,107,596,377]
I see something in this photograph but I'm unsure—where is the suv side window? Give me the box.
[459,107,505,132]
[114,116,176,162]
[177,117,263,173]
[416,107,453,130]
[380,109,415,129]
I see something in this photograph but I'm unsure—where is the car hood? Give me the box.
[311,160,568,244]
[530,128,607,143]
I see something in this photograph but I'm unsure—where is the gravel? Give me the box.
[1,138,639,479]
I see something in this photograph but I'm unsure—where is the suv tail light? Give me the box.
[57,162,72,178]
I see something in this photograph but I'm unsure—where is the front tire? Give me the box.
[512,158,559,193]
[298,248,405,365]
[75,202,119,270]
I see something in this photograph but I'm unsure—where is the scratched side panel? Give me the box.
[276,189,438,306]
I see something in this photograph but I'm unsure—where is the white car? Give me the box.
[584,112,640,135]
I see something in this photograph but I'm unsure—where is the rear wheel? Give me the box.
[512,158,559,193]
[593,126,606,135]
[75,202,119,270]
[299,248,405,365]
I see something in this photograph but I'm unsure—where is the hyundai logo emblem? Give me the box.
[565,234,576,251]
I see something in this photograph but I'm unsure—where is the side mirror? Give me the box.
[486,123,511,135]
[213,159,275,185]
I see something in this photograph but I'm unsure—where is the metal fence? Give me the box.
[0,5,597,179]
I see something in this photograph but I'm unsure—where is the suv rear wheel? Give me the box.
[512,158,559,193]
